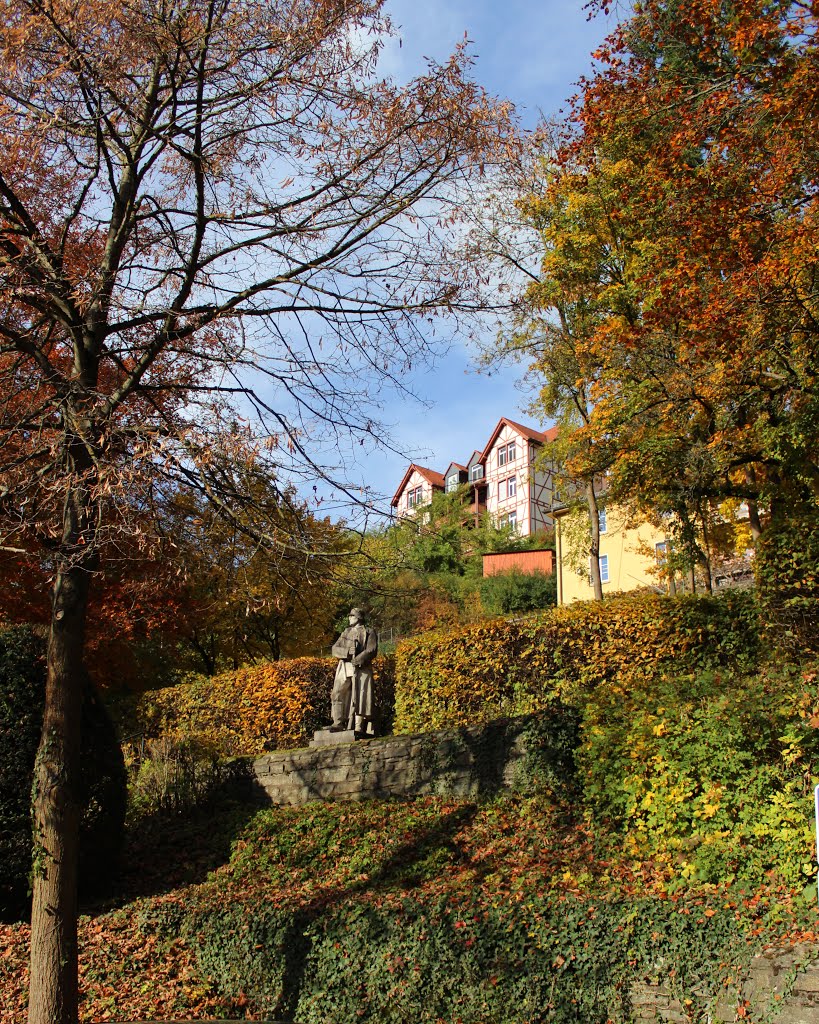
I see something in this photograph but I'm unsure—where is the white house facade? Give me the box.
[391,417,559,536]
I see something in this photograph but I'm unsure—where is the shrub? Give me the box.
[0,626,44,920]
[0,624,127,921]
[394,591,759,734]
[580,658,819,888]
[756,508,819,656]
[127,733,252,818]
[129,655,396,756]
[479,568,556,615]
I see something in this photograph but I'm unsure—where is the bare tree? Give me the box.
[0,1,514,1020]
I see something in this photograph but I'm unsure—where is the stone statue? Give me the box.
[330,607,378,735]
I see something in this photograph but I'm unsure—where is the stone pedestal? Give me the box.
[310,728,357,747]
[255,718,534,806]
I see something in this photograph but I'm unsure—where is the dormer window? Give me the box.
[446,474,460,492]
[470,464,484,481]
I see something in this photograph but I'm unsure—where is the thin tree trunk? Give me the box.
[747,499,762,540]
[28,561,91,1024]
[745,467,763,540]
[659,536,677,595]
[700,512,714,594]
[585,479,603,601]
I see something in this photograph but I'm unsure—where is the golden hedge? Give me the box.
[131,656,395,755]
[394,592,759,733]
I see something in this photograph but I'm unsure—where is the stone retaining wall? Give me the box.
[630,943,819,1023]
[253,719,539,806]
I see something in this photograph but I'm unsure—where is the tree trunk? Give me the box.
[28,562,92,1024]
[585,479,604,601]
[700,509,713,594]
[745,467,763,540]
[747,499,763,540]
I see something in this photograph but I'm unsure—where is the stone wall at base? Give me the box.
[253,719,538,806]
[630,943,819,1023]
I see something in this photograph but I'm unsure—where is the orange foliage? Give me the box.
[516,0,819,527]
[131,656,396,755]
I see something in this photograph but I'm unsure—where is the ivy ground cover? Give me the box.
[3,794,818,1024]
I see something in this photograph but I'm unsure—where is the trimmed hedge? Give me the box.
[394,592,759,734]
[130,656,396,755]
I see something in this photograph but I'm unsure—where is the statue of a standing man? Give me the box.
[330,607,378,735]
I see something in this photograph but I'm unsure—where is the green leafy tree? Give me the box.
[340,490,554,633]
[480,568,556,615]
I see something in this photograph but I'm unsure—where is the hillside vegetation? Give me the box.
[3,593,819,1023]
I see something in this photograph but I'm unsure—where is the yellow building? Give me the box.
[554,504,671,605]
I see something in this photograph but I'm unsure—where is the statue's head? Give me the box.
[348,607,365,625]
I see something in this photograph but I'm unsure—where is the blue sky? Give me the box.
[317,0,614,520]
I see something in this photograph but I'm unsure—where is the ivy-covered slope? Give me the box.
[4,656,819,1022]
[4,588,819,1023]
[3,785,818,1024]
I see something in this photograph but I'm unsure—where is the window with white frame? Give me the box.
[446,475,460,493]
[598,507,607,534]
[497,440,517,467]
[655,541,667,564]
[498,476,516,500]
[508,509,518,531]
[406,486,424,508]
[470,464,484,481]
[590,554,610,584]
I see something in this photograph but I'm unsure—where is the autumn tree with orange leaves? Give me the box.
[490,0,819,578]
[0,1,514,1021]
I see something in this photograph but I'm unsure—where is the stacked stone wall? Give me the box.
[252,720,532,805]
[630,944,819,1023]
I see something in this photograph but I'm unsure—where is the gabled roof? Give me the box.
[444,462,467,477]
[390,463,446,507]
[465,449,483,468]
[479,417,559,462]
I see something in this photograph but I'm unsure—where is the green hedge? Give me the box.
[0,624,127,921]
[580,658,819,888]
[394,592,760,734]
